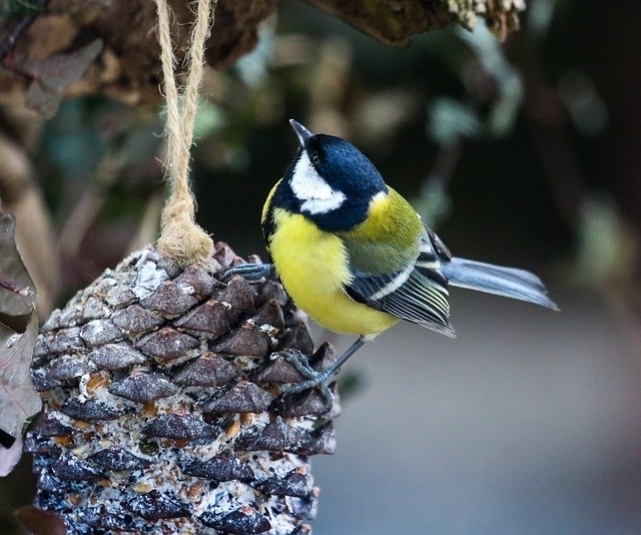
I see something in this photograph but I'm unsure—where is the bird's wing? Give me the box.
[346,228,455,337]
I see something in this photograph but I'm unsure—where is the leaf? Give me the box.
[0,212,36,326]
[0,212,40,441]
[0,313,39,436]
[0,433,22,477]
[24,38,103,118]
[14,505,67,535]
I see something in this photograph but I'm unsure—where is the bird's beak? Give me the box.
[289,119,314,148]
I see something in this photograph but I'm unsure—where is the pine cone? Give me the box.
[27,244,339,534]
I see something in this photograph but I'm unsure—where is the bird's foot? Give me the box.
[274,337,367,413]
[272,348,336,411]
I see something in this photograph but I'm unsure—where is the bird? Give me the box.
[227,119,558,395]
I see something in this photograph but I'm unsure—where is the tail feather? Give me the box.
[442,258,559,310]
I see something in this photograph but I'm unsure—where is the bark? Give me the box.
[0,0,524,109]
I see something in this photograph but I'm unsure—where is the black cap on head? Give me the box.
[278,119,388,232]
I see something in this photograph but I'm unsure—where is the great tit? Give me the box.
[230,119,558,394]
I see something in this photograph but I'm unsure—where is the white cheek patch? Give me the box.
[290,151,346,215]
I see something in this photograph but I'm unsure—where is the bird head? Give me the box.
[281,119,388,232]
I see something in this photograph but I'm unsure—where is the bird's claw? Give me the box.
[272,348,336,409]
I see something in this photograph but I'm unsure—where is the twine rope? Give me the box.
[155,0,215,266]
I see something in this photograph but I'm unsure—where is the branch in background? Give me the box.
[300,0,525,47]
[57,148,126,261]
[0,12,36,65]
[0,0,526,114]
[0,0,279,107]
[505,32,588,230]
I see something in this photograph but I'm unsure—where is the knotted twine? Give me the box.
[154,0,216,266]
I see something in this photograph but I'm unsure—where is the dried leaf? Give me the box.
[0,213,36,324]
[24,39,103,118]
[0,212,40,445]
[0,433,22,477]
[0,313,40,437]
[14,505,67,535]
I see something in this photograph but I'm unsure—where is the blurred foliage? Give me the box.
[576,194,637,288]
[0,0,42,19]
[25,0,638,302]
[19,0,640,298]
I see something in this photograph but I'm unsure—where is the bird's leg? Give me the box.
[221,263,275,282]
[284,336,369,395]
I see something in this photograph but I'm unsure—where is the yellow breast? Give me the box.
[268,208,399,335]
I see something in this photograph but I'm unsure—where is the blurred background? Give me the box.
[5,0,641,532]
